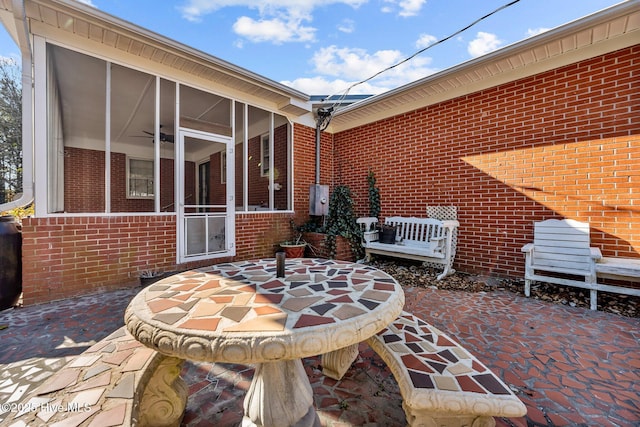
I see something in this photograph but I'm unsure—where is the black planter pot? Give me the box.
[0,216,22,310]
[379,226,396,244]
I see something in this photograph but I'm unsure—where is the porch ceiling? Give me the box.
[329,1,640,133]
[0,0,310,117]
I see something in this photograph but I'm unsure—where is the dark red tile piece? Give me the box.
[456,375,486,394]
[294,314,335,328]
[327,295,354,304]
[472,360,486,373]
[254,293,284,304]
[436,334,456,347]
[404,332,424,343]
[400,354,433,373]
[373,282,395,291]
[261,279,286,290]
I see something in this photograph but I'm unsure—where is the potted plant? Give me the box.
[279,218,307,258]
[139,269,164,286]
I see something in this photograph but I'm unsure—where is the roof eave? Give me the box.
[329,0,640,132]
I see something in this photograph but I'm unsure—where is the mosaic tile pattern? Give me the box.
[367,311,527,419]
[0,327,160,427]
[125,258,405,364]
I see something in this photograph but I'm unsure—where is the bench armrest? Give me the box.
[521,243,534,253]
[590,247,603,260]
[441,220,460,229]
[363,230,379,245]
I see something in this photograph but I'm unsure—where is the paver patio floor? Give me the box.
[1,282,638,426]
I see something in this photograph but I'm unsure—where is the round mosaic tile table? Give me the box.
[125,258,405,427]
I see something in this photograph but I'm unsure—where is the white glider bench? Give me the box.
[365,311,527,427]
[522,219,640,310]
[1,327,186,427]
[358,216,460,280]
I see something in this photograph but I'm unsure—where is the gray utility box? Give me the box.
[309,184,329,216]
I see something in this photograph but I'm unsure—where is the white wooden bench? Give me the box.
[1,326,187,427]
[358,216,460,280]
[521,219,640,310]
[366,311,527,427]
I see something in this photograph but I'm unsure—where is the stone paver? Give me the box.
[1,283,639,426]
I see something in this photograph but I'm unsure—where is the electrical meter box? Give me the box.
[309,184,329,216]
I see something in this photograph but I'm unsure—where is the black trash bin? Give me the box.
[0,215,22,310]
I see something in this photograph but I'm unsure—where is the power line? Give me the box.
[323,0,522,113]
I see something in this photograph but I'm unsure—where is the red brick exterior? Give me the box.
[19,45,639,305]
[333,45,640,277]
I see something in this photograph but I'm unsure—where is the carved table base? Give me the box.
[242,359,321,427]
[139,356,187,427]
[321,343,359,380]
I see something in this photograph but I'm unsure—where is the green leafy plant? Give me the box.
[325,185,363,259]
[367,169,381,219]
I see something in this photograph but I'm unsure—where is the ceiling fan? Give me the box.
[140,125,174,143]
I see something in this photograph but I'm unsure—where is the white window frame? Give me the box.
[221,151,227,184]
[126,157,155,199]
[260,133,270,177]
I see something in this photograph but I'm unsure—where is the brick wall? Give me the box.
[332,45,640,277]
[64,149,186,213]
[21,215,177,305]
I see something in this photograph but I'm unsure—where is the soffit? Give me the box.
[2,0,310,117]
[329,1,640,133]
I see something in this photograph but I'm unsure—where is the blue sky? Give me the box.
[0,0,626,96]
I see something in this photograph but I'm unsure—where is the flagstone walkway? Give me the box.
[1,283,638,426]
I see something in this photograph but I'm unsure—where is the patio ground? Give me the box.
[0,269,638,426]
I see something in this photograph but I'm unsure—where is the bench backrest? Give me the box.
[532,219,593,274]
[384,216,445,244]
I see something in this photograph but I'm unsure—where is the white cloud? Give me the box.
[180,0,367,43]
[233,15,316,43]
[338,19,355,34]
[281,75,387,95]
[397,0,427,17]
[76,0,97,6]
[416,33,437,49]
[467,32,503,57]
[526,27,550,37]
[381,0,427,17]
[179,0,366,22]
[288,45,436,95]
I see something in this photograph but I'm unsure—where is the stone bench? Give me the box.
[365,311,527,427]
[0,326,186,427]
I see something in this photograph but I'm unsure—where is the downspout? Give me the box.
[0,0,34,212]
